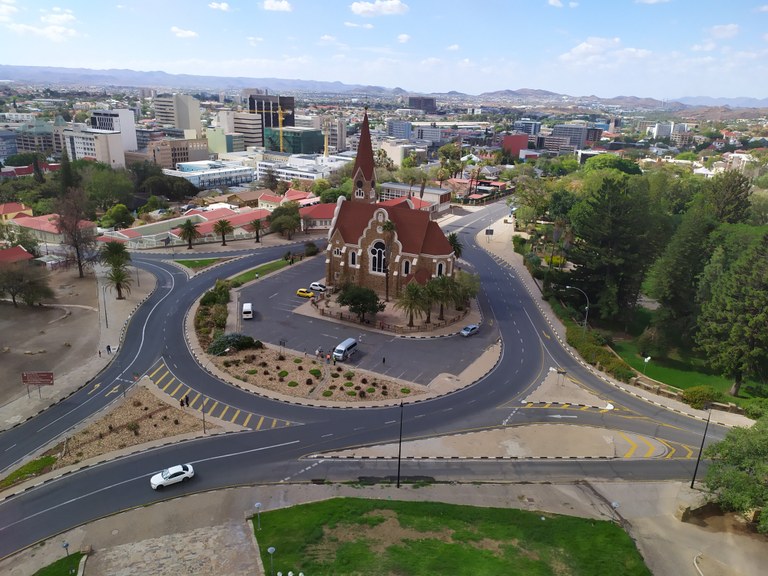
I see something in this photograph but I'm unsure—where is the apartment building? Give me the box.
[217,110,263,148]
[153,94,202,137]
[407,96,437,114]
[90,109,138,151]
[57,124,126,168]
[386,119,412,140]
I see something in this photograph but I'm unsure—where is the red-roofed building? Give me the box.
[0,244,35,265]
[299,203,336,232]
[0,202,33,221]
[325,109,455,297]
[7,213,96,245]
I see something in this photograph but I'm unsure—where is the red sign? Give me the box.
[22,371,55,386]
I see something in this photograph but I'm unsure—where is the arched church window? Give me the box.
[437,262,444,277]
[370,240,386,273]
[403,260,411,276]
[350,251,357,266]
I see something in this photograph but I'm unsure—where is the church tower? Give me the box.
[351,108,377,204]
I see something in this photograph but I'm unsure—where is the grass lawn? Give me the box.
[254,497,650,576]
[176,258,221,269]
[0,455,56,489]
[31,552,83,576]
[231,259,289,284]
[612,340,759,401]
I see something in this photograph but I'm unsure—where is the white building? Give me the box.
[90,109,138,151]
[162,160,255,189]
[154,94,202,137]
[217,110,263,148]
[58,124,126,168]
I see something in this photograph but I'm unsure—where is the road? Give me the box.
[0,202,724,559]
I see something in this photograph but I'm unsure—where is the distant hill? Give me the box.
[676,96,768,108]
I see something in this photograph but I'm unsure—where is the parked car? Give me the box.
[296,288,315,298]
[150,464,194,490]
[460,324,479,337]
[309,282,326,292]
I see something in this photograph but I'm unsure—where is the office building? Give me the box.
[217,110,263,149]
[153,94,202,137]
[248,94,295,141]
[407,96,437,114]
[552,124,588,148]
[0,130,18,162]
[513,119,541,135]
[90,109,138,151]
[124,138,208,170]
[162,160,255,190]
[59,125,126,168]
[386,119,412,140]
[263,126,323,154]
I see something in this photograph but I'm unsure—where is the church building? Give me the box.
[325,110,455,298]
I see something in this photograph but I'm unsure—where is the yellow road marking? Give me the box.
[619,431,638,458]
[682,444,694,459]
[580,405,591,411]
[219,405,229,420]
[170,381,183,396]
[243,413,253,428]
[105,385,121,397]
[189,392,201,408]
[639,435,657,458]
[271,418,278,429]
[181,386,191,401]
[561,403,570,409]
[526,402,534,408]
[231,409,241,423]
[541,330,550,340]
[658,438,677,459]
[207,401,218,416]
[88,383,101,395]
[155,370,170,387]
[255,415,265,430]
[149,365,165,378]
[161,376,175,392]
[543,402,551,408]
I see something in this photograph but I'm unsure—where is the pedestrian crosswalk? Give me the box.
[147,360,297,430]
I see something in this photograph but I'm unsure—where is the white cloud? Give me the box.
[208,2,230,11]
[40,8,76,26]
[758,4,768,12]
[420,57,441,66]
[344,21,374,28]
[6,22,77,42]
[170,26,198,38]
[691,41,715,52]
[548,0,563,7]
[4,5,80,42]
[263,0,292,11]
[763,33,768,42]
[569,2,579,7]
[447,43,459,51]
[320,34,336,42]
[350,0,409,17]
[247,36,263,46]
[635,0,671,4]
[397,33,409,43]
[559,36,620,62]
[709,23,739,39]
[0,0,18,23]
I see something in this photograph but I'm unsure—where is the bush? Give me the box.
[293,358,302,364]
[207,333,260,355]
[346,390,357,396]
[288,381,299,387]
[331,372,340,378]
[309,368,322,378]
[344,381,353,387]
[212,303,228,329]
[512,235,527,254]
[367,387,376,393]
[322,390,333,397]
[359,390,366,398]
[743,398,768,419]
[344,371,355,379]
[306,378,313,385]
[361,377,368,384]
[682,385,725,409]
[400,388,411,394]
[278,370,289,378]
[304,241,319,256]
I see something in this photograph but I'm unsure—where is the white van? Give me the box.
[242,302,253,319]
[333,338,358,361]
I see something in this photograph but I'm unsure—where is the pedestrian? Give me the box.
[98,350,101,358]
[106,344,111,355]
[382,356,386,365]
[184,395,190,407]
[333,357,336,366]
[179,398,184,409]
[326,353,331,365]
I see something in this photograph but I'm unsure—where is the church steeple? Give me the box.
[351,107,377,203]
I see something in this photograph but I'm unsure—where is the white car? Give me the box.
[150,463,194,490]
[309,282,326,292]
[460,324,479,337]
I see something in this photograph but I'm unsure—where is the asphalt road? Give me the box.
[0,202,724,558]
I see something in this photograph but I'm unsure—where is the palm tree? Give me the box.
[213,219,234,246]
[178,219,200,250]
[422,279,439,324]
[430,275,457,321]
[106,265,132,300]
[446,232,463,260]
[393,282,425,328]
[250,219,261,243]
[100,241,131,268]
[382,219,396,302]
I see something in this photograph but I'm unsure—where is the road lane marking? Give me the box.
[155,370,170,387]
[4,444,16,452]
[88,383,100,395]
[148,365,164,378]
[189,392,201,408]
[161,376,175,392]
[271,419,278,428]
[242,413,252,428]
[206,401,218,416]
[255,415,265,430]
[231,409,240,423]
[658,438,676,459]
[619,431,638,458]
[169,381,183,396]
[219,406,229,420]
[639,435,657,457]
[105,385,121,398]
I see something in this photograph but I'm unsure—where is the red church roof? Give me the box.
[352,110,376,182]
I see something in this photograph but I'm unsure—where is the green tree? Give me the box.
[0,264,54,307]
[446,232,463,260]
[382,219,396,302]
[2,152,46,167]
[106,264,132,300]
[393,282,426,327]
[453,271,480,309]
[696,233,768,397]
[178,219,201,249]
[583,154,642,176]
[139,195,169,215]
[336,284,385,323]
[706,170,753,224]
[213,219,234,246]
[374,148,395,171]
[58,148,81,195]
[429,274,458,321]
[312,178,331,195]
[85,168,135,211]
[55,188,96,278]
[269,213,300,240]
[100,240,131,269]
[704,417,768,533]
[102,204,134,229]
[261,167,279,192]
[250,219,262,242]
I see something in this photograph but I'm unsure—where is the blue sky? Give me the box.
[2,0,768,99]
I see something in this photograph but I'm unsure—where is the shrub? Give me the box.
[278,370,289,378]
[361,377,368,384]
[207,333,259,355]
[322,390,333,397]
[344,371,355,379]
[212,303,228,329]
[304,241,319,256]
[306,378,313,385]
[127,422,139,434]
[293,358,302,364]
[288,381,299,387]
[743,398,768,419]
[309,368,322,378]
[132,400,142,407]
[346,391,357,397]
[298,365,304,371]
[330,372,340,378]
[359,390,366,398]
[329,384,337,390]
[245,368,257,375]
[367,387,376,393]
[400,388,411,394]
[278,354,285,361]
[512,235,527,254]
[344,381,353,387]
[682,385,725,409]
[354,385,361,390]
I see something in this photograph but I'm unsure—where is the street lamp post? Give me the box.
[690,406,713,489]
[396,401,404,488]
[565,285,589,332]
[101,284,109,329]
[135,265,140,287]
[255,502,262,531]
[267,546,276,576]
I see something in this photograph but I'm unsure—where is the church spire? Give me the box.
[351,107,377,203]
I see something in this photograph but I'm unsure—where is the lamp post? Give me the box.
[267,546,276,576]
[62,540,69,557]
[135,265,140,287]
[565,285,589,332]
[690,405,713,489]
[254,502,262,531]
[642,356,651,374]
[396,401,404,488]
[101,284,109,329]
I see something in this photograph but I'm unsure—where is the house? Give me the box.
[0,202,33,222]
[325,109,455,296]
[299,203,336,232]
[201,187,270,208]
[6,213,96,245]
[0,244,35,265]
[257,192,283,212]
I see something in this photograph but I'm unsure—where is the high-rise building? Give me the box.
[552,124,588,148]
[407,96,437,114]
[60,125,126,168]
[386,119,412,140]
[153,94,202,137]
[263,126,323,154]
[0,130,18,162]
[248,94,295,142]
[327,118,347,152]
[513,119,541,135]
[90,109,138,151]
[217,110,263,149]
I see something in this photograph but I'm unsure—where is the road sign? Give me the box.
[22,371,54,386]
[485,228,494,235]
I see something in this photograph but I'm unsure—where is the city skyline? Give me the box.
[1,0,767,99]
